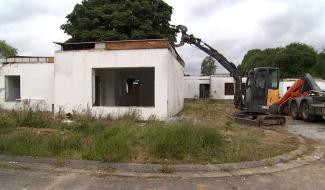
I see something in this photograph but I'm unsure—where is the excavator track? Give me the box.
[234,111,286,127]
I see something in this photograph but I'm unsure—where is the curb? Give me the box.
[0,136,321,178]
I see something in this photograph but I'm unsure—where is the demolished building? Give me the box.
[0,39,185,120]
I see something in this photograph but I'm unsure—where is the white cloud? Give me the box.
[0,0,324,75]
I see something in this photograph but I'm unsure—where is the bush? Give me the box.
[144,122,222,161]
[84,121,136,162]
[0,111,16,129]
[13,110,54,128]
[0,131,46,156]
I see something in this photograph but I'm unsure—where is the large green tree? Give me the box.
[310,50,325,79]
[61,0,177,42]
[0,40,17,58]
[274,43,317,78]
[201,56,217,76]
[239,43,319,78]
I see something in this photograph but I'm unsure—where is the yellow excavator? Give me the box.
[173,25,285,126]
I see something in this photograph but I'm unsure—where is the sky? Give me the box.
[1,0,325,75]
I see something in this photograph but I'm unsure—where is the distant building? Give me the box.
[184,75,325,100]
[184,75,246,100]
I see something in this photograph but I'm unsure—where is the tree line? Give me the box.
[238,43,325,79]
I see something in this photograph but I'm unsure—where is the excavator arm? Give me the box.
[174,25,244,109]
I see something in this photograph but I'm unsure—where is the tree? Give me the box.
[201,56,217,76]
[0,40,17,58]
[274,43,317,78]
[61,0,177,42]
[310,51,325,79]
[238,43,318,78]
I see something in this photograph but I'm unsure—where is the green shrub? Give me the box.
[0,131,47,156]
[84,122,136,162]
[46,134,63,155]
[0,111,16,129]
[72,121,104,135]
[13,110,54,128]
[144,122,222,161]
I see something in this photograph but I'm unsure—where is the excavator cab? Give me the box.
[244,67,280,113]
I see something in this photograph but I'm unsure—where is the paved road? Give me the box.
[287,121,325,141]
[0,121,324,190]
[0,158,324,190]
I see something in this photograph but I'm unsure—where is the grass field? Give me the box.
[0,100,299,164]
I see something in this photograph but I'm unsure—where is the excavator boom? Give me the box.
[173,25,286,126]
[174,25,244,109]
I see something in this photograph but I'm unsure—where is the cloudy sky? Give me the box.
[1,0,325,75]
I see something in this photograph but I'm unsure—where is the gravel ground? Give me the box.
[286,120,325,141]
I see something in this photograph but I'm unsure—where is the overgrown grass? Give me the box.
[0,101,299,164]
[144,122,222,162]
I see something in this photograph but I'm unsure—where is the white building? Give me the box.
[0,39,185,120]
[183,76,210,99]
[184,75,246,100]
[0,56,54,111]
[184,75,325,100]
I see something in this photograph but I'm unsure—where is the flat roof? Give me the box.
[54,39,185,66]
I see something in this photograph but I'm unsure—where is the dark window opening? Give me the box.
[5,76,21,102]
[93,68,155,107]
[199,84,210,98]
[225,83,234,96]
[225,83,246,96]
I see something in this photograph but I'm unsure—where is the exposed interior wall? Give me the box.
[93,68,155,107]
[5,76,20,102]
[0,63,54,111]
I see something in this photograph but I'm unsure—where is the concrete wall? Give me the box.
[0,63,54,111]
[183,76,210,99]
[167,51,184,117]
[210,76,247,100]
[54,48,184,120]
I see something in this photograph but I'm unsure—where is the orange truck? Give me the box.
[273,74,325,122]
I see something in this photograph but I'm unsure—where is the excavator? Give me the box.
[173,25,286,126]
[173,25,325,125]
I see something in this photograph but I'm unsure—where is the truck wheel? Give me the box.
[300,101,315,122]
[290,101,300,120]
